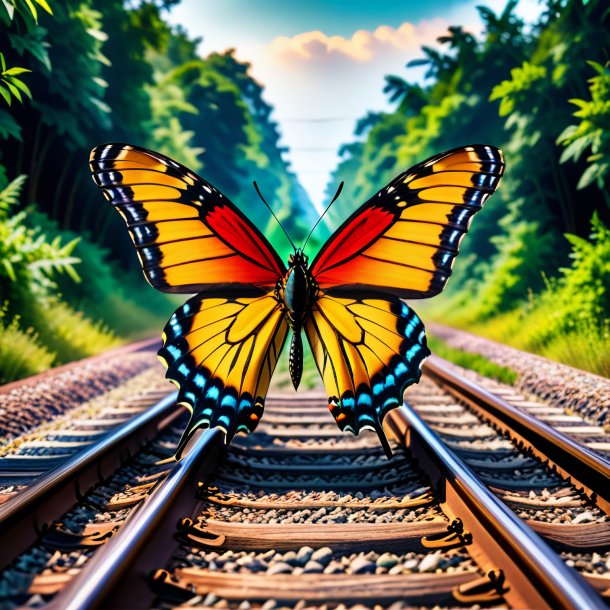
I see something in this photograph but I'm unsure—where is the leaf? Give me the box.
[4,81,22,103]
[64,264,81,283]
[0,85,11,106]
[10,77,32,99]
[34,0,52,14]
[23,0,38,21]
[62,237,80,255]
[29,256,81,272]
[559,137,589,164]
[406,58,430,68]
[1,0,14,21]
[86,27,108,42]
[0,109,21,140]
[499,97,513,117]
[585,60,605,76]
[0,174,27,209]
[3,67,31,76]
[88,96,111,115]
[0,53,5,73]
[556,124,577,142]
[9,34,51,72]
[577,163,600,190]
[564,233,589,249]
[1,259,15,282]
[92,76,108,89]
[568,98,588,110]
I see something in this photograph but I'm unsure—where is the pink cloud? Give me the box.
[267,19,451,64]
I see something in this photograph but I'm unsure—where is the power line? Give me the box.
[288,147,337,152]
[276,116,358,123]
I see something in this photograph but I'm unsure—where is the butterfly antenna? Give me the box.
[302,181,344,251]
[253,181,296,251]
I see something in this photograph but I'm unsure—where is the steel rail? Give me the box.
[0,391,179,570]
[423,355,610,513]
[386,404,606,610]
[46,428,224,610]
[13,381,607,610]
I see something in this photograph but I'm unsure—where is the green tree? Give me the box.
[557,61,610,197]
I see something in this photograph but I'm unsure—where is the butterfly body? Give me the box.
[275,249,318,390]
[277,250,317,330]
[89,143,504,458]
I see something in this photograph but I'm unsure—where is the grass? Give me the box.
[0,298,124,384]
[426,334,519,385]
[0,312,55,383]
[32,298,122,364]
[422,294,610,379]
[456,306,610,378]
[0,291,173,384]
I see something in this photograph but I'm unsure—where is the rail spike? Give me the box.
[421,518,472,550]
[177,517,225,548]
[148,569,195,604]
[453,570,507,605]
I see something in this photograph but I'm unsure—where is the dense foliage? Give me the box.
[0,0,316,380]
[325,0,610,375]
[0,171,119,381]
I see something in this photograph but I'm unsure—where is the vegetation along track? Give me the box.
[1,343,609,609]
[0,338,170,505]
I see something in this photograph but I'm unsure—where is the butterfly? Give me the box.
[89,144,504,458]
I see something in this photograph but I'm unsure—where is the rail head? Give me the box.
[423,355,610,513]
[46,427,224,610]
[387,404,606,610]
[0,391,179,569]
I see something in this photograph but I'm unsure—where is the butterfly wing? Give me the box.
[304,290,430,457]
[310,145,504,298]
[90,144,290,453]
[89,143,285,292]
[158,289,289,456]
[304,145,503,454]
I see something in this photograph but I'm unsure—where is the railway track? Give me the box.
[0,347,608,609]
[0,339,166,502]
[423,355,610,512]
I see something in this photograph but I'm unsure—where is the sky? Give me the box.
[167,0,542,213]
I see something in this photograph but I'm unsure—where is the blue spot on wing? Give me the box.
[330,296,430,443]
[221,394,237,409]
[166,345,182,360]
[206,385,220,400]
[158,291,286,457]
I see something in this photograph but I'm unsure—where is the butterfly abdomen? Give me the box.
[280,251,317,391]
[289,331,303,390]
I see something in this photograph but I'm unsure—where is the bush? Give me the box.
[30,298,120,364]
[0,170,177,382]
[426,213,610,377]
[558,212,610,327]
[0,174,80,321]
[0,308,54,384]
[25,209,179,338]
